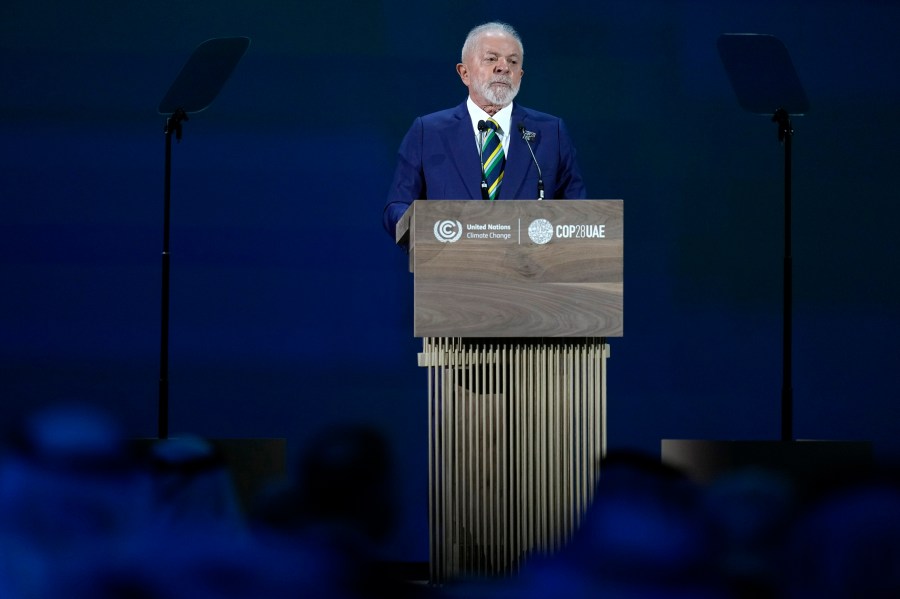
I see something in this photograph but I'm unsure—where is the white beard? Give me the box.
[476,76,519,106]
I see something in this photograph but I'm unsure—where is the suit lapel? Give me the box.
[445,102,483,200]
[499,104,531,200]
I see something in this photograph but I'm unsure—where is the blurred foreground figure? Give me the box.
[147,435,244,533]
[784,476,900,598]
[252,424,434,598]
[0,402,150,597]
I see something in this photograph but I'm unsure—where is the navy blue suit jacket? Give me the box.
[383,101,586,239]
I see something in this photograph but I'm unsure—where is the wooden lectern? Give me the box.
[396,200,623,582]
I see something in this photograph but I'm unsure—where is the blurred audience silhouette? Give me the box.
[1,402,898,598]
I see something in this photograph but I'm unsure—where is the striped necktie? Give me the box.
[481,119,505,200]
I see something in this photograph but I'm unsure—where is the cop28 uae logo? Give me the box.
[528,218,554,245]
[433,219,463,243]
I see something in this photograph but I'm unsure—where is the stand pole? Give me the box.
[154,37,248,440]
[773,108,793,441]
[159,108,188,440]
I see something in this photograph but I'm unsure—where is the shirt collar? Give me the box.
[466,97,513,139]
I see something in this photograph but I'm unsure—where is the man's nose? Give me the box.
[494,58,510,72]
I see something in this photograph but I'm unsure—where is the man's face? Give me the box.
[457,32,524,107]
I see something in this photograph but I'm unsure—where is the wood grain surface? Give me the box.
[406,200,623,337]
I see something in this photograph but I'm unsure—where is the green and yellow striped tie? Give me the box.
[481,119,505,200]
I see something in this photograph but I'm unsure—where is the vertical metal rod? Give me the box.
[596,345,602,479]
[487,344,493,575]
[479,344,486,575]
[476,344,484,575]
[449,338,456,578]
[426,339,435,583]
[493,344,501,574]
[587,343,596,503]
[537,343,546,553]
[516,343,524,566]
[531,344,538,554]
[500,343,509,572]
[434,339,442,581]
[526,342,532,564]
[563,344,569,543]
[440,339,447,582]
[443,338,451,580]
[158,120,174,441]
[577,345,583,525]
[488,345,503,574]
[584,344,590,516]
[549,342,555,549]
[780,111,794,442]
[468,344,475,576]
[452,339,460,577]
[601,342,608,458]
[575,344,584,525]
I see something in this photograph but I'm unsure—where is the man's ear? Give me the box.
[456,63,469,86]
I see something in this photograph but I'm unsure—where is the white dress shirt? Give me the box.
[465,97,513,157]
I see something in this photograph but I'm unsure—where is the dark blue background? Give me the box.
[3,0,899,561]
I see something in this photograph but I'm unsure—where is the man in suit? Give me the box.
[382,21,587,242]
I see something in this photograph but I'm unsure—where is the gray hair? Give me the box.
[460,22,524,63]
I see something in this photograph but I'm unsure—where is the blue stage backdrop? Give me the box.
[2,0,899,561]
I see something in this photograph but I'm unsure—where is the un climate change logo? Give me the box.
[528,218,554,245]
[434,220,463,243]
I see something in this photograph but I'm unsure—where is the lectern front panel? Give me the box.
[410,200,623,338]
